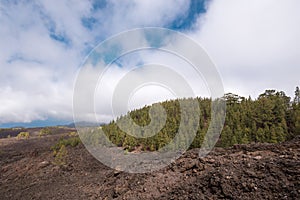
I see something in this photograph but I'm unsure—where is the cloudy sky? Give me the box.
[0,0,299,127]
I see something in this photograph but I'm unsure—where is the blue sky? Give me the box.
[0,0,300,127]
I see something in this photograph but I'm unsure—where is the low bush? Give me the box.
[39,128,52,137]
[53,144,67,166]
[17,132,30,139]
[51,137,81,166]
[51,137,81,153]
[68,131,78,137]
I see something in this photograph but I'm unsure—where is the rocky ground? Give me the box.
[0,128,299,200]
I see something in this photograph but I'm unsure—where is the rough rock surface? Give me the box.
[0,132,299,200]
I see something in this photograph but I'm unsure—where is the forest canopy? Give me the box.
[85,87,300,151]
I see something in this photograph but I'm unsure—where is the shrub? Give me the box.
[17,132,30,139]
[68,131,78,137]
[124,149,129,155]
[51,137,81,166]
[53,144,67,166]
[51,137,81,152]
[39,128,52,137]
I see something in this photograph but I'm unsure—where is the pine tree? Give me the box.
[294,86,300,105]
[99,89,298,150]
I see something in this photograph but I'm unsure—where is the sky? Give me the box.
[0,0,299,127]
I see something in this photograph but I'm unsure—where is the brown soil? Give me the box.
[0,129,299,200]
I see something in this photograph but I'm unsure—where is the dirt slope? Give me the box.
[0,132,299,200]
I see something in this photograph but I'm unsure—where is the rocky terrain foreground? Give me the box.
[0,130,299,200]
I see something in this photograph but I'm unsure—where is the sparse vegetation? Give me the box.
[51,136,81,166]
[39,128,52,137]
[124,149,129,155]
[0,125,299,199]
[51,137,81,152]
[53,144,67,166]
[68,131,78,137]
[17,132,30,139]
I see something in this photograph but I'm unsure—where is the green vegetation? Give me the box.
[17,132,30,139]
[86,87,300,151]
[51,136,81,165]
[51,137,81,153]
[68,131,78,137]
[39,127,52,137]
[53,144,67,166]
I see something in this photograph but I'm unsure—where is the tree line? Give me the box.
[87,87,300,151]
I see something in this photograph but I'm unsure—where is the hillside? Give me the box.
[1,88,300,199]
[100,89,300,151]
[0,130,299,199]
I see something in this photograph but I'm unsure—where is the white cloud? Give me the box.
[0,1,85,124]
[87,46,210,123]
[1,0,299,125]
[190,0,300,97]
